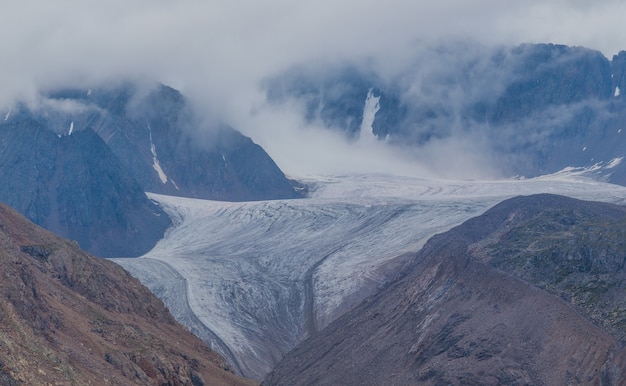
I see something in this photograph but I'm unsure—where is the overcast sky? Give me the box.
[3,1,626,176]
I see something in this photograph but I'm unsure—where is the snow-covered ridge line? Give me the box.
[113,172,626,380]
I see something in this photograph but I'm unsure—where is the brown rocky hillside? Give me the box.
[264,194,626,385]
[0,201,256,385]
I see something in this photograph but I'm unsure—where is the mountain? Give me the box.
[0,119,171,257]
[0,82,301,256]
[0,200,255,385]
[264,43,626,183]
[263,194,626,385]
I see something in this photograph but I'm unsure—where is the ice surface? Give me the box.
[113,171,626,380]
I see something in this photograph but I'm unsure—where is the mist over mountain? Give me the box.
[14,83,302,201]
[263,43,626,181]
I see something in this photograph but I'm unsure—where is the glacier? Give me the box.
[112,171,626,380]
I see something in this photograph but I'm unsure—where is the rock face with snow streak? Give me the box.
[42,83,302,201]
[264,194,626,385]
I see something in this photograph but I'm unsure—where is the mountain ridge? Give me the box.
[37,83,302,201]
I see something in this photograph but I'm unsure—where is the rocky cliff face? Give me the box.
[264,194,626,385]
[0,120,171,257]
[0,200,255,385]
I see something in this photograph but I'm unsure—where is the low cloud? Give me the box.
[2,1,626,177]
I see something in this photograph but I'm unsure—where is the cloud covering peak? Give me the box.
[2,1,626,177]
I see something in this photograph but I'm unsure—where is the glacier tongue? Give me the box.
[112,173,626,380]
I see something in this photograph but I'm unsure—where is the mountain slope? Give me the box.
[41,83,302,201]
[0,200,255,385]
[0,120,170,257]
[264,194,626,385]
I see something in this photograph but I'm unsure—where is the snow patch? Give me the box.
[359,89,380,142]
[616,86,621,97]
[4,108,11,121]
[68,121,74,135]
[87,89,92,96]
[148,124,169,184]
[607,157,623,169]
[582,146,587,151]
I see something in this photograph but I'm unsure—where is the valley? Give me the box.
[113,170,626,380]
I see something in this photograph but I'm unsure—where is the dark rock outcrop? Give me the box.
[0,120,170,257]
[264,194,626,385]
[0,200,256,385]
